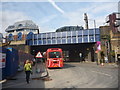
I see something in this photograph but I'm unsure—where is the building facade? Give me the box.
[5,20,39,45]
[106,12,120,62]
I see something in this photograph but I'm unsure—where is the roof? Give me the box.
[5,20,39,32]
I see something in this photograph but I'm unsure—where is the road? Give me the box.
[2,62,118,89]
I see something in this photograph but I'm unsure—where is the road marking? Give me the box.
[91,71,112,78]
[0,79,7,84]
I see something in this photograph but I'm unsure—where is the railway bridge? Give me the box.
[26,28,100,62]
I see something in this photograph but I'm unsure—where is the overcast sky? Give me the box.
[0,0,119,34]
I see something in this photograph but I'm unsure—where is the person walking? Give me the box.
[100,51,105,66]
[24,60,32,84]
[79,53,82,62]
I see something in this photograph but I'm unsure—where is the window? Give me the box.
[72,37,76,43]
[95,35,100,41]
[89,30,94,35]
[56,32,61,38]
[38,34,41,39]
[51,33,56,38]
[8,34,14,41]
[67,31,71,37]
[57,38,61,44]
[52,38,56,44]
[18,24,23,27]
[62,38,66,44]
[95,29,100,34]
[49,52,61,58]
[47,39,51,44]
[78,30,82,36]
[43,39,47,44]
[17,32,22,40]
[83,30,88,35]
[67,37,71,43]
[83,36,88,42]
[38,40,42,45]
[34,40,37,45]
[61,32,66,38]
[89,35,94,42]
[42,33,46,38]
[46,33,51,38]
[78,36,82,43]
[26,32,33,40]
[8,25,14,29]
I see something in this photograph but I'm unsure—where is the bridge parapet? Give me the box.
[26,28,100,45]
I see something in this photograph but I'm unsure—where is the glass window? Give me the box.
[83,30,88,35]
[61,32,66,37]
[67,31,71,37]
[89,35,94,42]
[62,38,66,44]
[34,40,37,45]
[51,32,56,38]
[38,40,42,45]
[89,29,94,35]
[43,39,46,44]
[34,34,37,39]
[67,37,71,43]
[52,38,56,44]
[72,37,76,43]
[83,36,88,42]
[42,33,46,38]
[8,34,14,41]
[95,29,100,34]
[29,40,33,45]
[17,32,22,40]
[78,30,82,36]
[47,39,51,44]
[38,34,41,39]
[56,32,61,38]
[46,33,51,38]
[95,35,100,41]
[78,36,82,43]
[26,32,33,40]
[49,52,61,58]
[72,31,76,36]
[57,38,61,44]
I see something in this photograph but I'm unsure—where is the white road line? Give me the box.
[0,79,7,84]
[91,71,113,78]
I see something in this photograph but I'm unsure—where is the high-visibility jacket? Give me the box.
[24,63,32,71]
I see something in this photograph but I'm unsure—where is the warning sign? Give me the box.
[35,51,43,58]
[0,53,6,68]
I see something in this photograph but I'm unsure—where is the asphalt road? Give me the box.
[2,62,119,89]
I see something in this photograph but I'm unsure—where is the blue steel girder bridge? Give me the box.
[26,28,100,62]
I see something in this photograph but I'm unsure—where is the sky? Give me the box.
[0,0,119,35]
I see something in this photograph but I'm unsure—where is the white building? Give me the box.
[5,20,39,45]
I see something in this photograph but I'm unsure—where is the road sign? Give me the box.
[35,51,43,58]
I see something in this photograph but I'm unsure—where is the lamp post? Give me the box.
[88,19,99,64]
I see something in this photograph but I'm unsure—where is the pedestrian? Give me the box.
[104,56,108,63]
[100,51,105,66]
[24,60,32,84]
[32,58,36,66]
[79,53,82,62]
